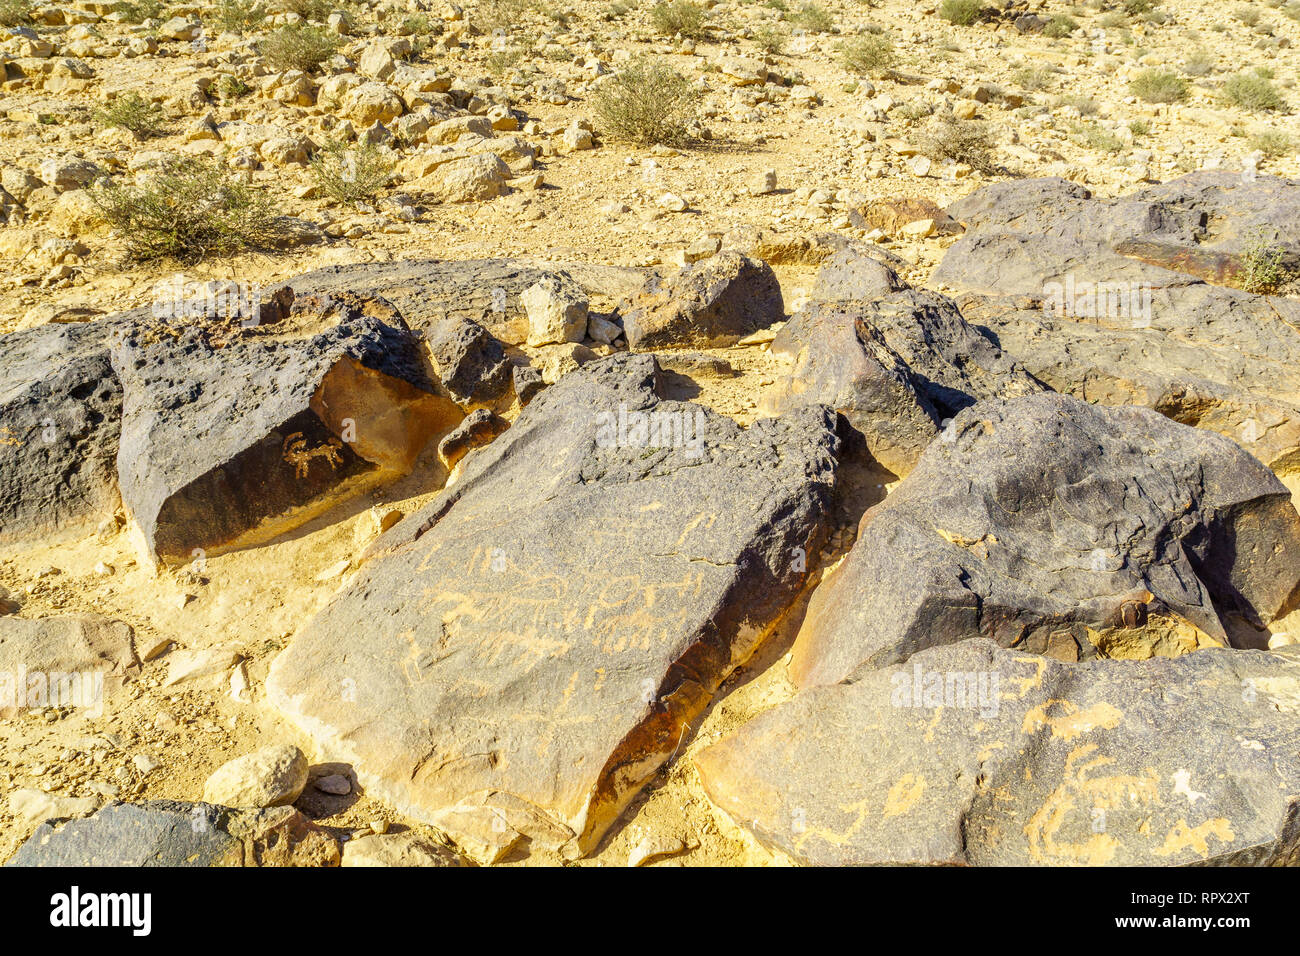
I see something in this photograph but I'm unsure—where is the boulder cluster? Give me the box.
[3,171,1300,866]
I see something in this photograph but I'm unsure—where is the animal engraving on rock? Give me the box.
[282,431,344,479]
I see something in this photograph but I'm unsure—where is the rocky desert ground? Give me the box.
[1,0,1299,868]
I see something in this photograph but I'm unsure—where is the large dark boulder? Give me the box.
[268,354,839,863]
[696,640,1300,866]
[0,318,128,542]
[6,800,339,867]
[764,287,1043,476]
[112,294,462,564]
[621,252,785,351]
[934,173,1300,472]
[272,258,643,345]
[790,392,1300,688]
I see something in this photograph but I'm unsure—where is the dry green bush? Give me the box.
[649,0,707,37]
[839,33,894,76]
[311,140,393,206]
[90,156,280,263]
[1222,71,1286,111]
[918,115,999,173]
[593,58,698,146]
[939,0,982,26]
[261,24,339,73]
[94,93,166,138]
[1043,14,1077,37]
[1249,129,1295,157]
[111,0,162,22]
[1238,236,1295,293]
[1129,69,1188,103]
[214,0,267,32]
[1182,50,1215,76]
[789,2,834,32]
[753,25,787,55]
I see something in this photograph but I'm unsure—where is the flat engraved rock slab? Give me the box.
[696,640,1300,866]
[268,354,839,862]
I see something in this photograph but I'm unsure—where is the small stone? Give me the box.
[657,192,689,212]
[522,276,589,347]
[202,745,310,808]
[314,773,352,795]
[132,754,159,775]
[342,831,464,866]
[627,833,688,867]
[315,559,351,582]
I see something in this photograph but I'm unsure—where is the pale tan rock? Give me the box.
[203,745,309,808]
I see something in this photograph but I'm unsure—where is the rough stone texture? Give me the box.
[425,316,512,408]
[935,173,1300,473]
[201,745,310,809]
[522,274,589,346]
[112,296,461,563]
[0,317,127,542]
[341,831,466,867]
[622,252,784,351]
[273,258,615,347]
[437,408,508,470]
[807,246,905,304]
[6,800,339,867]
[697,640,1300,866]
[414,153,510,203]
[0,614,139,717]
[765,288,1043,477]
[512,364,546,406]
[269,355,839,863]
[790,393,1300,689]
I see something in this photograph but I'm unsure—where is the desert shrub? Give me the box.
[90,156,279,263]
[1129,69,1187,103]
[214,74,251,101]
[94,92,166,137]
[112,0,163,22]
[939,0,982,26]
[0,0,34,26]
[1043,14,1077,37]
[284,0,331,21]
[1013,65,1055,90]
[310,140,393,205]
[1181,50,1215,76]
[650,0,707,37]
[1237,236,1294,293]
[1234,5,1261,26]
[1128,118,1150,136]
[486,47,526,74]
[261,24,338,73]
[918,115,998,173]
[1122,0,1156,14]
[839,33,894,76]
[213,0,266,32]
[1249,128,1295,157]
[593,57,698,146]
[789,2,833,31]
[474,0,536,32]
[1070,122,1123,153]
[753,24,787,54]
[1222,71,1285,111]
[1054,93,1098,115]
